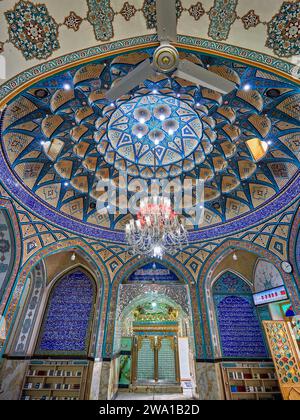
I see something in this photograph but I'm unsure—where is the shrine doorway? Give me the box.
[114,262,196,395]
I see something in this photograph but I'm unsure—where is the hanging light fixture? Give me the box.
[125,196,188,259]
[232,251,238,261]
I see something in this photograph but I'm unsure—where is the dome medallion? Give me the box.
[96,91,204,179]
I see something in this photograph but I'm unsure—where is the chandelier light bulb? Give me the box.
[126,196,188,258]
[71,252,76,262]
[153,246,163,259]
[233,252,238,261]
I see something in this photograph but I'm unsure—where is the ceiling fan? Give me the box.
[106,0,237,102]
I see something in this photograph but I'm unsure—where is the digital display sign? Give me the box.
[253,286,288,306]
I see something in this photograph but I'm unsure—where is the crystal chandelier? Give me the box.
[126,196,188,259]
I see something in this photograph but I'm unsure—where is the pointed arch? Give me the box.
[198,239,300,359]
[289,206,300,284]
[254,259,284,293]
[3,239,109,358]
[0,199,22,316]
[103,254,203,359]
[212,270,268,359]
[35,267,96,357]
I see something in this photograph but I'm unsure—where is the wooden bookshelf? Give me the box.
[221,362,282,400]
[20,360,90,400]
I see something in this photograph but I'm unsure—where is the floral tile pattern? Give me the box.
[208,0,238,41]
[64,11,83,32]
[120,2,137,21]
[142,0,183,30]
[5,1,60,60]
[0,1,299,63]
[241,10,261,30]
[87,0,114,41]
[189,2,205,21]
[266,1,300,57]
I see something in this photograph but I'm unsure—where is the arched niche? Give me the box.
[35,267,97,357]
[212,271,268,359]
[10,261,46,356]
[0,203,21,313]
[5,241,108,360]
[288,206,300,308]
[254,259,284,293]
[200,240,300,359]
[296,229,300,278]
[114,270,192,355]
[104,255,202,359]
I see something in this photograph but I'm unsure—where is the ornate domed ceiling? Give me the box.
[1,48,300,238]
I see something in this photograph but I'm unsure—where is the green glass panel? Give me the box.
[158,338,176,382]
[137,339,154,382]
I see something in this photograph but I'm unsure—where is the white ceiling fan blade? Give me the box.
[174,60,237,95]
[157,0,177,43]
[106,59,155,102]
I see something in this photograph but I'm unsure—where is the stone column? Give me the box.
[98,357,120,400]
[0,358,28,400]
[195,362,224,400]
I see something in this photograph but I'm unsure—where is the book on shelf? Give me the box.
[36,370,47,376]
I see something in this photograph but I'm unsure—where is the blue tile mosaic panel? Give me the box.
[296,229,300,276]
[0,209,15,300]
[213,272,268,359]
[36,270,95,355]
[127,263,180,283]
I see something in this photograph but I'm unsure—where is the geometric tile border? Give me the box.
[0,35,298,103]
[0,135,299,243]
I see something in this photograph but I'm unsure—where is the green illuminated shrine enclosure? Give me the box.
[0,0,300,401]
